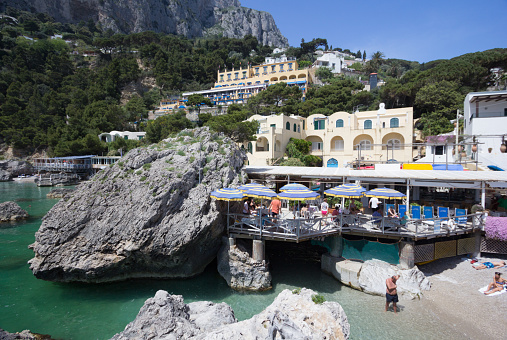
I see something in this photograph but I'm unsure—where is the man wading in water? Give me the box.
[385,275,400,314]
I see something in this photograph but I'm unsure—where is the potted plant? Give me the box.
[471,204,485,227]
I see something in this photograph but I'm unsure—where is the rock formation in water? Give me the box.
[46,188,75,199]
[3,0,288,47]
[358,259,431,299]
[0,201,29,222]
[111,288,350,340]
[0,160,33,181]
[29,127,247,282]
[217,237,271,291]
[0,328,51,339]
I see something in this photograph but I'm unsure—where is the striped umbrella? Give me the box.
[244,187,278,199]
[238,183,267,192]
[210,188,245,228]
[278,189,320,201]
[364,187,406,200]
[324,183,366,198]
[280,183,309,191]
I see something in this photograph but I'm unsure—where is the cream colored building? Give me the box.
[244,104,414,168]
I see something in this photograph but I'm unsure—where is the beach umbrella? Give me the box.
[210,188,245,228]
[364,187,406,200]
[238,183,267,191]
[278,189,320,200]
[324,183,366,198]
[280,183,309,191]
[244,187,278,227]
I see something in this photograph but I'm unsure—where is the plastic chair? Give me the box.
[423,206,433,219]
[455,208,467,226]
[411,205,421,219]
[398,205,407,219]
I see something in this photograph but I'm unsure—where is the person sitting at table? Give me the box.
[400,212,409,226]
[388,206,399,218]
[300,203,309,218]
[372,207,382,224]
[243,198,251,215]
[349,200,358,214]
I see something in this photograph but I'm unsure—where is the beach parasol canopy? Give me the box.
[238,183,267,192]
[280,183,309,191]
[278,189,320,201]
[364,187,406,200]
[244,187,278,199]
[324,183,366,198]
[210,188,245,201]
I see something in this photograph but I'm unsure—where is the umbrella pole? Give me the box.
[227,202,230,230]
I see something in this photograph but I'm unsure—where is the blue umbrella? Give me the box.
[364,187,406,200]
[324,183,366,198]
[210,188,245,229]
[244,187,278,199]
[278,189,320,201]
[280,183,309,191]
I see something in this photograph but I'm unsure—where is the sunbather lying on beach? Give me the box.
[484,272,507,295]
[473,260,506,270]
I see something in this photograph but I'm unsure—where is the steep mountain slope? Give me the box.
[1,0,288,46]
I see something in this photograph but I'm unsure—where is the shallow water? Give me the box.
[0,181,465,339]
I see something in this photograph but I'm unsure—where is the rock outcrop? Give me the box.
[358,260,431,299]
[0,201,29,222]
[29,128,247,282]
[46,188,75,199]
[0,160,33,181]
[4,0,288,47]
[0,328,50,339]
[111,288,349,340]
[111,290,237,340]
[217,238,271,291]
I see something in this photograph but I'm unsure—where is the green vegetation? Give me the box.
[277,138,321,167]
[200,104,259,143]
[177,150,185,156]
[189,156,195,163]
[311,294,326,304]
[140,176,147,181]
[142,163,152,170]
[292,288,302,295]
[135,170,142,175]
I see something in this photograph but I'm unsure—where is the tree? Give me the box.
[187,94,212,114]
[315,67,334,82]
[144,111,193,143]
[282,138,321,167]
[204,105,259,143]
[247,82,303,115]
[363,50,366,61]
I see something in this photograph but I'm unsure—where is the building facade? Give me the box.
[244,104,414,168]
[98,131,146,143]
[313,51,344,74]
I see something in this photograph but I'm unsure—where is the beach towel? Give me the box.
[478,285,507,296]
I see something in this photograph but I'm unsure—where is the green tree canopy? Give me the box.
[204,104,259,143]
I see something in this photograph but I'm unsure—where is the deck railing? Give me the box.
[227,212,486,241]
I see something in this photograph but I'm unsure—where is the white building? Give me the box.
[463,90,507,170]
[313,51,344,74]
[98,131,146,143]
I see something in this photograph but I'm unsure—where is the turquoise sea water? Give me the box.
[0,181,464,339]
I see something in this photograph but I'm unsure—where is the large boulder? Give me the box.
[0,160,33,181]
[0,201,29,222]
[29,128,247,282]
[358,259,431,299]
[217,238,271,291]
[0,328,49,339]
[112,288,349,340]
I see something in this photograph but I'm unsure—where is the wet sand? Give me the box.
[418,256,507,339]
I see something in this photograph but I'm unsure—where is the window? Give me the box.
[271,65,276,72]
[286,122,290,130]
[302,121,305,130]
[280,64,284,71]
[242,71,247,78]
[355,140,372,150]
[247,142,252,154]
[227,73,231,80]
[382,122,385,128]
[314,119,325,130]
[293,123,297,132]
[336,119,344,128]
[124,136,129,140]
[327,158,338,168]
[270,124,276,129]
[255,67,259,74]
[312,142,323,151]
[364,120,372,129]
[220,75,224,81]
[288,63,293,70]
[234,72,239,79]
[334,140,344,151]
[390,118,399,128]
[504,108,507,116]
[386,139,401,150]
[433,145,445,155]
[263,66,268,73]
[297,125,300,133]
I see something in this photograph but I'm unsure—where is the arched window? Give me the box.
[327,158,338,168]
[286,122,290,130]
[247,142,253,153]
[357,140,372,150]
[364,120,372,129]
[390,118,399,128]
[336,119,344,128]
[386,139,401,150]
[293,123,297,132]
[297,125,300,133]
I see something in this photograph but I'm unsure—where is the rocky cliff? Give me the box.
[0,160,33,181]
[0,201,29,222]
[111,288,350,339]
[29,128,247,282]
[3,0,288,47]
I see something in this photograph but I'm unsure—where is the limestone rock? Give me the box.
[0,201,29,222]
[5,0,288,47]
[110,290,236,340]
[0,328,49,339]
[358,259,431,299]
[29,127,247,282]
[217,238,271,291]
[46,188,75,199]
[112,288,349,340]
[0,160,33,181]
[196,288,350,340]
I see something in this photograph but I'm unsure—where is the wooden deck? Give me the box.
[228,212,486,242]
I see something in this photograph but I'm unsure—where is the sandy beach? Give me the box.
[418,255,507,339]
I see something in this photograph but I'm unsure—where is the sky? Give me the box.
[240,0,507,63]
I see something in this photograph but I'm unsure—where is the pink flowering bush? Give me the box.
[485,217,507,241]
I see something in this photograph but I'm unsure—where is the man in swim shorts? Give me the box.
[473,260,505,270]
[385,275,400,314]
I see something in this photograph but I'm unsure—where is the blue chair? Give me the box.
[411,205,421,219]
[385,204,395,217]
[398,205,407,218]
[455,208,467,226]
[438,207,449,221]
[423,206,433,219]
